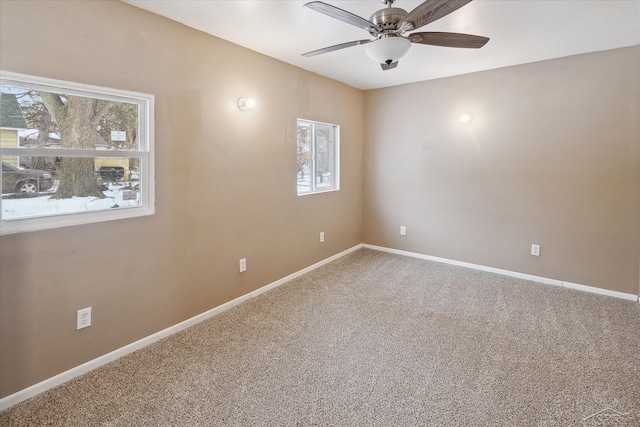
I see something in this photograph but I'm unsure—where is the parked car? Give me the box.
[98,166,125,181]
[2,162,54,195]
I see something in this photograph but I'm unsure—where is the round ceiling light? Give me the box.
[364,37,411,65]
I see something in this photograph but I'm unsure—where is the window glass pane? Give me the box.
[2,155,141,220]
[1,72,153,234]
[315,124,334,189]
[297,122,311,194]
[296,118,339,195]
[0,86,139,151]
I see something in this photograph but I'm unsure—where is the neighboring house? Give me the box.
[0,91,28,167]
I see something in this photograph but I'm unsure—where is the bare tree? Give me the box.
[17,91,54,146]
[98,103,138,150]
[40,93,112,199]
[16,91,56,170]
[297,124,309,180]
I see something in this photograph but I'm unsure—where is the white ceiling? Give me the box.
[124,0,640,90]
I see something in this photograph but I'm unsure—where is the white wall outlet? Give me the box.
[320,232,325,243]
[531,244,540,256]
[239,258,247,273]
[77,307,91,330]
[400,226,406,236]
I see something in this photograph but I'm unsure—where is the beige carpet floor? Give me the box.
[1,249,639,426]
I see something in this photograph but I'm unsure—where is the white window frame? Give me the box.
[0,71,155,234]
[296,118,340,196]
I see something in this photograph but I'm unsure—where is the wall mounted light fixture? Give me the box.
[238,97,256,111]
[460,114,473,124]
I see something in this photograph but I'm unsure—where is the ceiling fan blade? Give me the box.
[409,32,489,48]
[380,61,399,71]
[304,1,380,32]
[302,39,373,57]
[400,0,473,31]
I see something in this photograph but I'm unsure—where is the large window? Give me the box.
[296,118,339,195]
[0,72,154,234]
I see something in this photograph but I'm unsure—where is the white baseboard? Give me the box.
[364,244,639,303]
[561,280,638,301]
[0,243,364,411]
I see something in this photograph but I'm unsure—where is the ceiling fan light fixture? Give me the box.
[364,36,411,65]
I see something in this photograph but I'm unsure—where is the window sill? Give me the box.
[296,187,340,197]
[0,206,155,235]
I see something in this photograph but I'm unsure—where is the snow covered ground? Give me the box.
[1,186,139,220]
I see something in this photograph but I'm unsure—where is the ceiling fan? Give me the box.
[302,0,489,70]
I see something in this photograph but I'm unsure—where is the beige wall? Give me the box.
[1,0,638,402]
[364,46,640,295]
[0,0,364,398]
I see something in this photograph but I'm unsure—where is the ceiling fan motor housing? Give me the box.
[370,7,408,31]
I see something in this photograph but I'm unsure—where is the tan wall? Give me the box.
[364,46,640,295]
[0,0,364,398]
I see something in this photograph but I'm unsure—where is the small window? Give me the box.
[0,71,154,234]
[296,118,339,195]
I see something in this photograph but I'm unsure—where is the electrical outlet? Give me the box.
[77,307,91,330]
[531,244,540,256]
[320,232,325,243]
[239,258,247,273]
[400,226,406,236]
